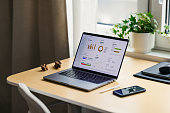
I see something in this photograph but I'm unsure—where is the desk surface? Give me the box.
[7,56,170,113]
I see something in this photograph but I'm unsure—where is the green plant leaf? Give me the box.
[164,24,169,30]
[122,25,128,32]
[115,24,118,28]
[129,15,136,21]
[118,33,124,38]
[122,19,129,24]
[113,28,117,35]
[112,12,158,38]
[147,12,153,18]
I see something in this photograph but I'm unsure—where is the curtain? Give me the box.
[12,0,69,73]
[0,0,69,112]
[72,0,98,55]
[0,0,12,113]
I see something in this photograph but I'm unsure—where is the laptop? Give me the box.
[44,32,129,91]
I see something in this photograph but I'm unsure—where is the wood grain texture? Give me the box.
[7,56,170,113]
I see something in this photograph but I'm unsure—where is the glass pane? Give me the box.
[97,0,138,24]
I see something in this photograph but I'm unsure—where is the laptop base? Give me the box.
[44,69,114,91]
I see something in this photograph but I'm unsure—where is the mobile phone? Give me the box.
[113,85,146,97]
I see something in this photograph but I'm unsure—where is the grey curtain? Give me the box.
[0,0,69,113]
[0,0,12,113]
[12,0,69,73]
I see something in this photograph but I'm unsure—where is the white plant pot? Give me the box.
[129,32,155,53]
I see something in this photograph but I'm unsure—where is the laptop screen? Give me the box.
[73,33,128,77]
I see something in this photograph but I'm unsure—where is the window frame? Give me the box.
[96,0,170,52]
[150,0,170,51]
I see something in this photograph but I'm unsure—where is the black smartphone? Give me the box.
[113,85,146,97]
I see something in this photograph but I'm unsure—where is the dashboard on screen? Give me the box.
[73,33,128,77]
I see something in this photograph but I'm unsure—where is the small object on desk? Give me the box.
[134,71,170,84]
[41,64,48,71]
[139,62,170,80]
[99,85,120,93]
[54,61,62,69]
[113,85,146,97]
[159,64,170,74]
[134,62,170,84]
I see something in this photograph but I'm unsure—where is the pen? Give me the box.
[99,85,120,93]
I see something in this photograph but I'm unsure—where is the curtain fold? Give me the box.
[12,0,69,74]
[12,0,40,73]
[72,0,98,55]
[38,0,69,64]
[0,0,12,113]
[0,0,69,112]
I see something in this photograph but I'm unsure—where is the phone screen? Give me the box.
[113,85,146,97]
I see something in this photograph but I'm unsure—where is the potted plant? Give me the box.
[112,12,158,53]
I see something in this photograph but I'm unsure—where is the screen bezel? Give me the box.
[72,32,129,79]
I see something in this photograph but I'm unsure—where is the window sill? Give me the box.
[126,48,170,62]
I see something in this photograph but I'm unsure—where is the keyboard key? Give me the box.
[59,69,112,84]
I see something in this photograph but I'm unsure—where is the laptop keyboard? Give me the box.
[59,69,113,84]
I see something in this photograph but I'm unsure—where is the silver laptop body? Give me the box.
[44,32,129,91]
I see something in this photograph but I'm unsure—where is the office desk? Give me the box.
[7,56,170,113]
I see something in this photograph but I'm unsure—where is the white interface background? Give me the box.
[73,34,128,77]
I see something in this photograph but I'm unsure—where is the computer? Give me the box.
[44,32,129,91]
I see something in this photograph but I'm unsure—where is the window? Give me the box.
[67,0,170,57]
[165,0,169,26]
[96,0,170,51]
[97,0,138,25]
[151,0,170,51]
[96,0,148,36]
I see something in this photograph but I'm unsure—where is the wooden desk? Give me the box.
[7,56,170,113]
